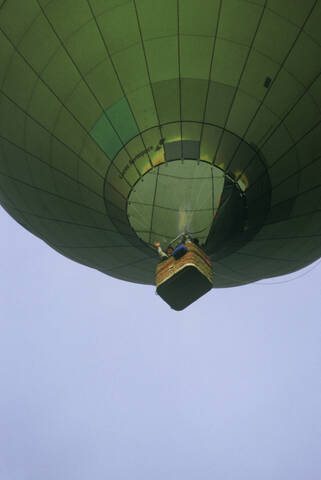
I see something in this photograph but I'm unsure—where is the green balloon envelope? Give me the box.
[0,0,320,289]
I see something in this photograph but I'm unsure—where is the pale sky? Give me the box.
[0,205,320,480]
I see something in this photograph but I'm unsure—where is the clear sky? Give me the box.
[0,205,320,480]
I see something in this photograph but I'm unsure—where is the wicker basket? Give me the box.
[155,243,213,310]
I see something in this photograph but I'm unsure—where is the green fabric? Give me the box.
[91,97,139,160]
[0,0,320,287]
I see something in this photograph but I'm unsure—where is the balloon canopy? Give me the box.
[0,0,320,287]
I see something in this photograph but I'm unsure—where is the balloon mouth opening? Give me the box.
[127,158,225,249]
[103,130,271,261]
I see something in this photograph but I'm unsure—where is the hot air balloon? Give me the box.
[0,0,320,309]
